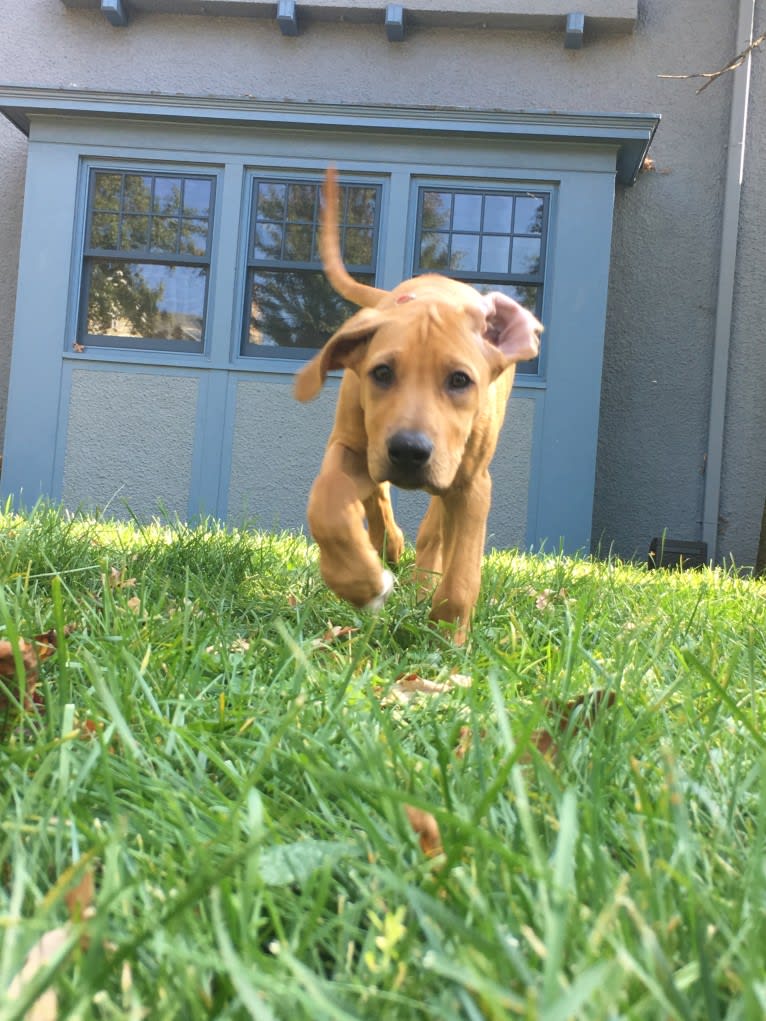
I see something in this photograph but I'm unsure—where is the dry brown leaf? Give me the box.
[72,342,86,353]
[65,867,95,923]
[532,587,569,611]
[126,596,142,614]
[106,567,136,590]
[454,724,486,759]
[7,924,70,1019]
[311,622,359,649]
[383,672,472,706]
[528,690,617,759]
[404,805,443,858]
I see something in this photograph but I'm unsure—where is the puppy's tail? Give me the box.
[320,166,387,309]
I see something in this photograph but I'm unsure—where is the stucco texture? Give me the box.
[0,0,762,562]
[62,368,198,518]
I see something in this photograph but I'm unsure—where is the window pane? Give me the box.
[480,235,510,273]
[452,193,482,232]
[284,223,313,261]
[254,222,284,260]
[286,183,317,222]
[514,196,544,234]
[92,173,122,211]
[511,236,542,275]
[183,178,212,217]
[244,269,371,351]
[89,213,119,249]
[450,234,480,272]
[421,192,452,231]
[150,216,180,254]
[346,187,377,226]
[419,231,450,270]
[179,218,209,257]
[256,182,286,222]
[85,260,206,343]
[342,228,374,267]
[123,175,152,213]
[483,194,514,232]
[153,177,183,214]
[121,215,150,250]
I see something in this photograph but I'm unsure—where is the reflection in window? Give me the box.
[242,177,380,355]
[79,169,214,351]
[416,186,548,373]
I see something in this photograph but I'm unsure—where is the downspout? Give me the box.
[702,0,755,561]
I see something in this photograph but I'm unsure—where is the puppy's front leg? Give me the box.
[308,442,394,610]
[364,482,405,566]
[429,473,492,644]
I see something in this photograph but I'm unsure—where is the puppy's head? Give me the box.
[295,290,541,492]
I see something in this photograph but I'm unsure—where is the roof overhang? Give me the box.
[0,85,660,185]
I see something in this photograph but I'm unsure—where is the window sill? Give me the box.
[59,0,638,35]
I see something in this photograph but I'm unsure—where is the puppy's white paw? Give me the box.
[363,569,395,612]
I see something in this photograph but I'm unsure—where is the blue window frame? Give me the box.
[414,185,549,373]
[78,168,216,353]
[241,175,382,357]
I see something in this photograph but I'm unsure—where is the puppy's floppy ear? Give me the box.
[479,291,543,363]
[294,307,386,402]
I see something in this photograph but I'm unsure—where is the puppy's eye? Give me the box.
[370,364,394,387]
[447,371,472,391]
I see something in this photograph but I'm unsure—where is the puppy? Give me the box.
[295,168,542,642]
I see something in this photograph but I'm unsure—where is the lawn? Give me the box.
[0,505,765,1020]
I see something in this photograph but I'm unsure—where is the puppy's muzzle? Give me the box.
[386,429,434,488]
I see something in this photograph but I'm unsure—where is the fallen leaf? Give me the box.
[529,690,617,759]
[311,622,359,649]
[106,567,136,590]
[383,672,472,706]
[404,805,443,858]
[454,724,486,759]
[126,596,142,614]
[532,587,569,611]
[65,867,95,923]
[72,342,86,353]
[7,925,70,1020]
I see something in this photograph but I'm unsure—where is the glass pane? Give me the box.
[342,228,373,267]
[85,260,206,343]
[452,193,482,232]
[514,196,544,234]
[450,234,480,272]
[419,231,450,270]
[153,177,183,214]
[286,183,316,223]
[150,216,180,254]
[483,194,514,232]
[179,218,209,257]
[183,178,212,217]
[421,192,452,232]
[511,236,542,275]
[345,187,377,226]
[480,235,510,273]
[254,222,284,260]
[123,175,152,213]
[89,213,119,249]
[256,182,286,222]
[121,215,150,250]
[92,173,122,212]
[245,269,369,351]
[284,224,313,261]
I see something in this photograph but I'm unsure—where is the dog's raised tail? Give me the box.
[320,166,387,309]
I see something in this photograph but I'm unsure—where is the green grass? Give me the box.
[0,503,765,1019]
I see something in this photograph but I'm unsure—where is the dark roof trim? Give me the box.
[0,85,660,185]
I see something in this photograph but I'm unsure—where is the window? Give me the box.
[78,168,215,352]
[414,186,549,373]
[241,175,381,357]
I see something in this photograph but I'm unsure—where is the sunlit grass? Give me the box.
[0,504,765,1019]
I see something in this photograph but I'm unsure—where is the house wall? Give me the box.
[0,0,762,563]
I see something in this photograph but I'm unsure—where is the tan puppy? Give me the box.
[295,168,542,642]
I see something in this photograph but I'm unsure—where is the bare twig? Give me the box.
[659,29,766,92]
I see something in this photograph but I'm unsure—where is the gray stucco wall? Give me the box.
[0,0,762,563]
[62,368,198,518]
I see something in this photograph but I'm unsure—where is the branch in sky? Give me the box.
[659,29,766,92]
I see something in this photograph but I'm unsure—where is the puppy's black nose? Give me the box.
[387,430,434,471]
